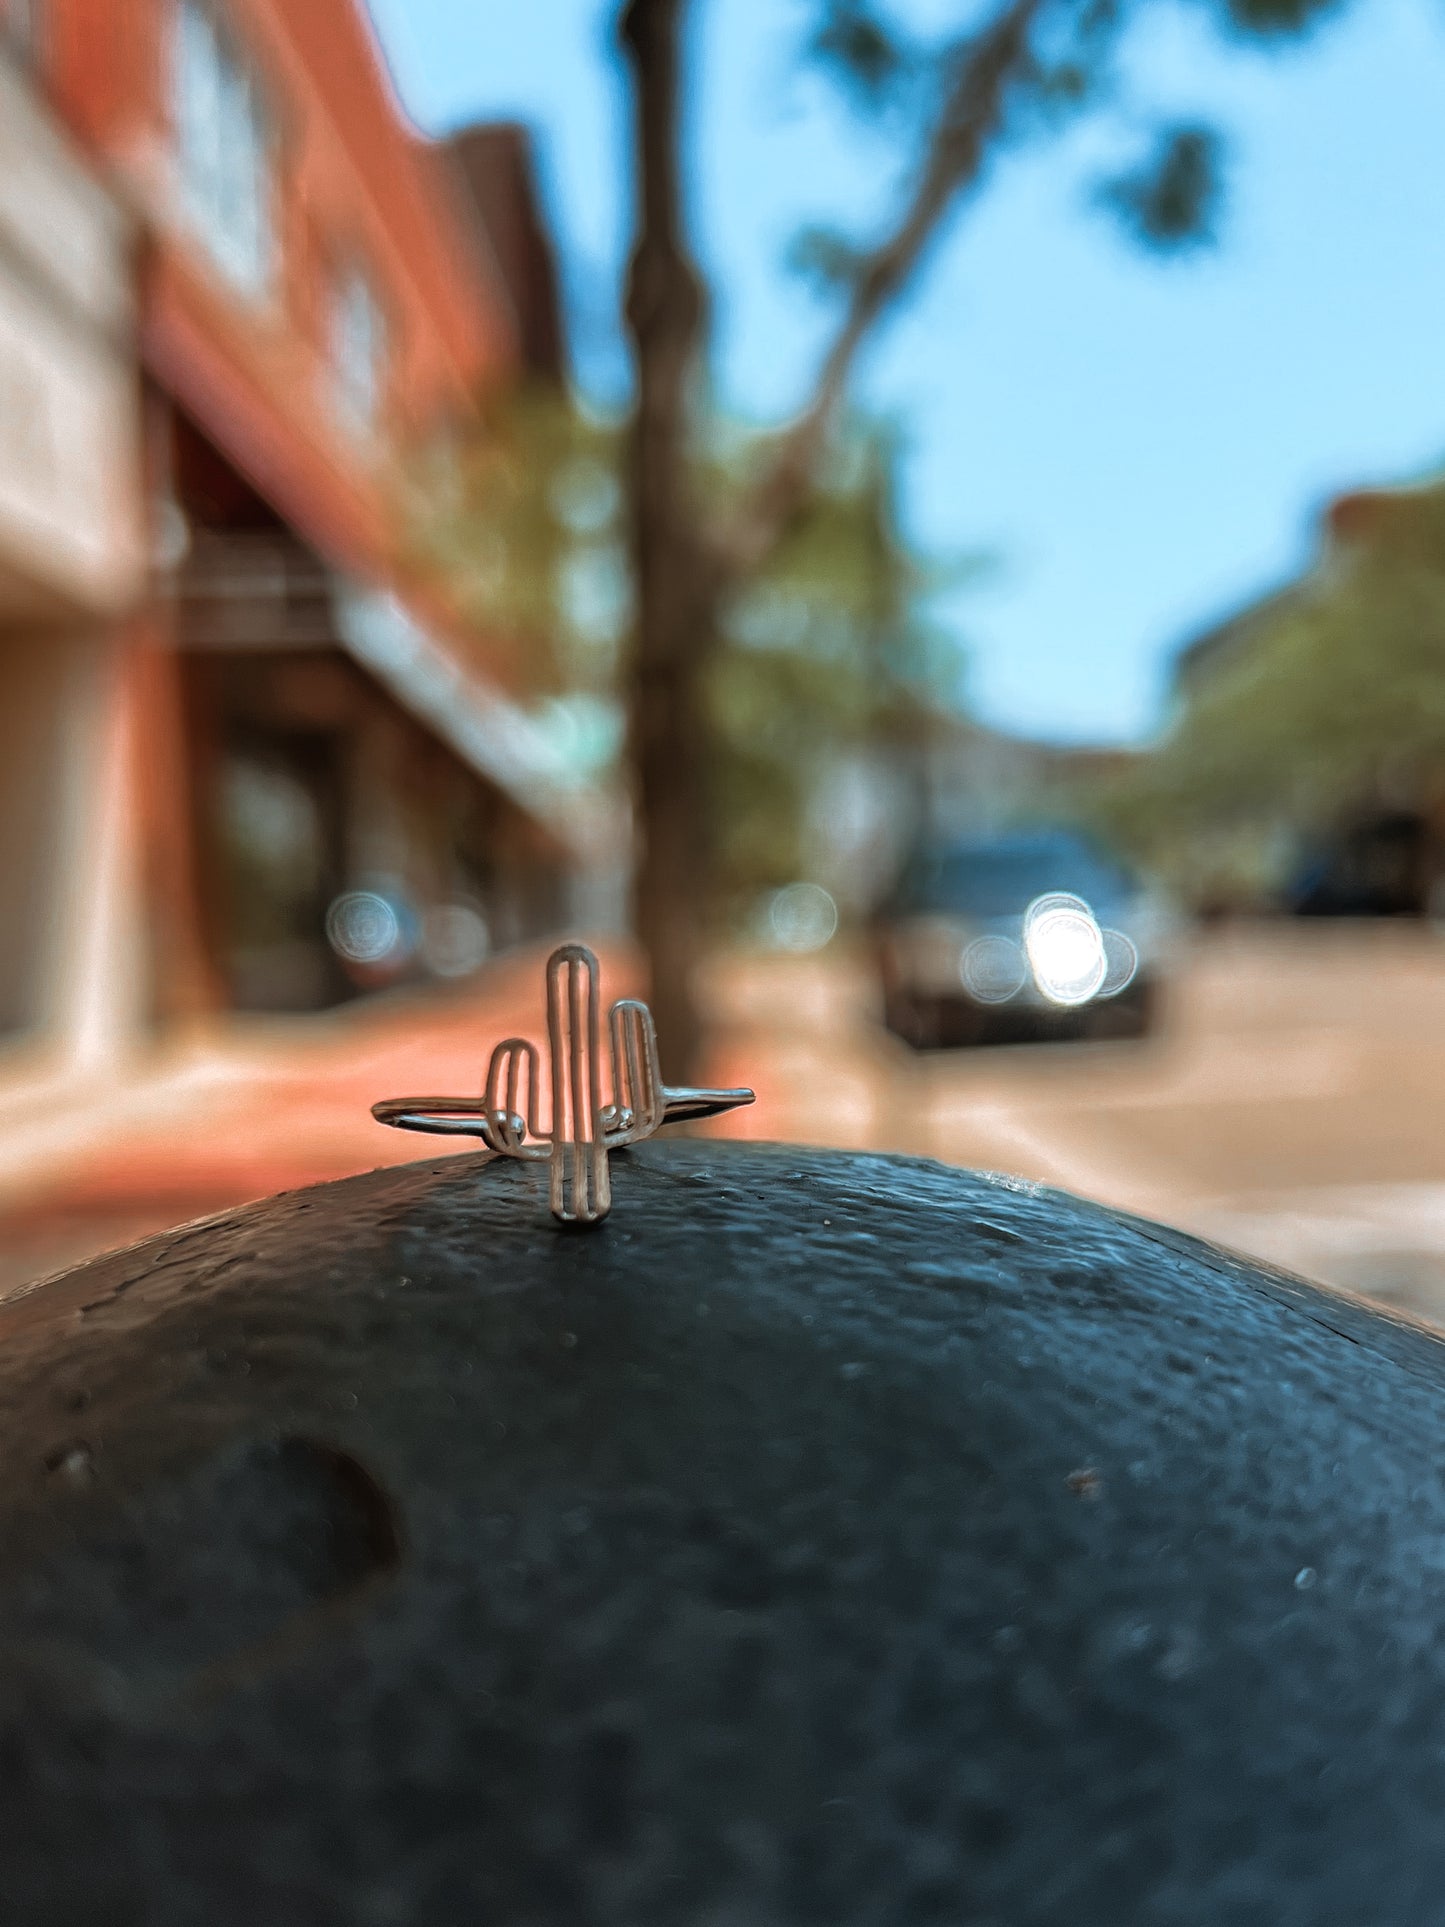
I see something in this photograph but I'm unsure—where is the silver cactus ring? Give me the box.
[371,942,755,1225]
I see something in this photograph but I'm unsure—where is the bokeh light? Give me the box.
[961,934,1027,1004]
[326,891,402,966]
[1023,894,1108,1006]
[768,882,838,953]
[421,902,490,979]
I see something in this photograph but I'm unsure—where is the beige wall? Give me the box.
[0,53,147,1076]
[0,46,141,622]
[0,631,145,1060]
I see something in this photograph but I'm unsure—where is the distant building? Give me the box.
[915,718,1135,846]
[447,122,567,385]
[1173,476,1445,702]
[3,0,604,1099]
[1168,475,1445,915]
[802,720,1138,917]
[1172,580,1309,704]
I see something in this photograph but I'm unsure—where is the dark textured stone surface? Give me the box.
[0,1140,1443,1923]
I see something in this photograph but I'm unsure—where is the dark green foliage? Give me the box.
[708,429,957,905]
[787,225,867,294]
[406,393,952,918]
[811,1,908,107]
[1084,485,1445,900]
[405,386,625,702]
[804,0,1357,281]
[1024,57,1093,108]
[1216,0,1344,38]
[1098,125,1223,251]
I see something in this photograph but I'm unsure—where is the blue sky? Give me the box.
[367,0,1445,744]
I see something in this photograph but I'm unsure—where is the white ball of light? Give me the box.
[1023,893,1108,1007]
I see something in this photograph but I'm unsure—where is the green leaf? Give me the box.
[1097,124,1223,251]
[810,1,906,109]
[787,224,867,292]
[1215,0,1343,39]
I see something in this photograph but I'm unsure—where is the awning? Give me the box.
[331,579,615,862]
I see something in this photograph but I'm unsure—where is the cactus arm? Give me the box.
[483,1038,548,1161]
[604,1000,665,1147]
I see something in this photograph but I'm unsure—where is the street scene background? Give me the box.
[3,0,1445,1323]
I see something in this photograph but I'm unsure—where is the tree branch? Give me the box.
[721,0,1041,577]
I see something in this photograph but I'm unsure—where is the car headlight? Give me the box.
[1023,894,1108,1006]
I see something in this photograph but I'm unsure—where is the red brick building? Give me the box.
[20,0,591,1045]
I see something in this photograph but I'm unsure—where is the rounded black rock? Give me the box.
[0,1139,1440,1925]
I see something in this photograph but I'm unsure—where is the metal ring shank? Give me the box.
[657,1087,756,1124]
[370,1097,493,1138]
[372,1086,754,1138]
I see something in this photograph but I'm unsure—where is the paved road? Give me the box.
[710,922,1445,1323]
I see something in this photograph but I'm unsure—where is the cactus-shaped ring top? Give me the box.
[371,942,755,1225]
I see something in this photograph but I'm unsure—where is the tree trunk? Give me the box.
[616,0,1038,1082]
[619,0,719,1083]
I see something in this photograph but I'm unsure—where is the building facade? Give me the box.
[0,22,144,1103]
[4,0,593,1101]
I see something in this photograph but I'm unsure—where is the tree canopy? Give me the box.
[434,0,1381,1070]
[1087,483,1445,900]
[407,389,964,919]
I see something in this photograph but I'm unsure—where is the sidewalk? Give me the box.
[0,941,646,1294]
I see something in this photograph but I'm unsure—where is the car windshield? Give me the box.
[895,836,1135,918]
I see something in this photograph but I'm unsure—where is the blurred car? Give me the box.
[875,829,1165,1048]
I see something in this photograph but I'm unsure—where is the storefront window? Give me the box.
[217,743,348,1012]
[332,265,386,433]
[1,0,40,62]
[172,0,274,297]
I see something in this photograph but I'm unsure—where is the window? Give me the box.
[332,266,386,434]
[172,0,273,296]
[1,0,40,63]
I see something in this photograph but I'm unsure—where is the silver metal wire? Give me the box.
[371,942,755,1225]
